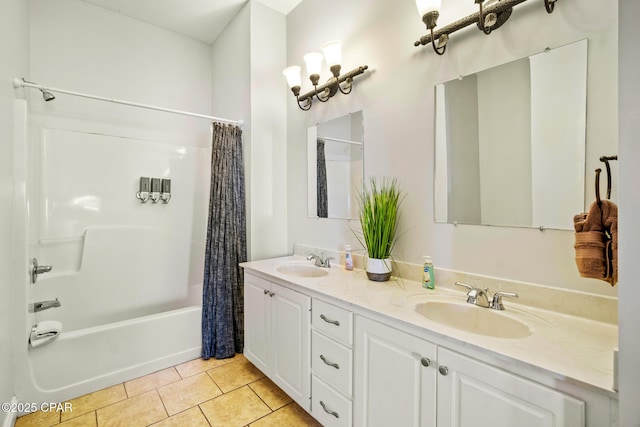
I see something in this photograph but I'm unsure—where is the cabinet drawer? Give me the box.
[312,331,352,397]
[312,375,352,427]
[312,299,353,345]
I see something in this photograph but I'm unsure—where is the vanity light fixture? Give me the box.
[283,41,368,111]
[414,0,558,54]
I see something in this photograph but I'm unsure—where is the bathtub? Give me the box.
[21,306,201,405]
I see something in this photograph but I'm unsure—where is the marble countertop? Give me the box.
[240,256,618,397]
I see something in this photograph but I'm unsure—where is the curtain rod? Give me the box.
[13,78,243,127]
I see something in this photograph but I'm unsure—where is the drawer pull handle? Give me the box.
[320,401,339,419]
[320,354,340,369]
[320,314,340,326]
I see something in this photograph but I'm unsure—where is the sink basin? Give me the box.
[276,264,328,278]
[415,301,532,339]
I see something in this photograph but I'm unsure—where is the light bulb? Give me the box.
[415,0,441,16]
[303,52,324,78]
[282,66,301,88]
[321,41,342,67]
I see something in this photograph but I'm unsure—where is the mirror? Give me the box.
[308,111,364,219]
[434,39,588,230]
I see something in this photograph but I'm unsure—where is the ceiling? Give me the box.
[81,0,302,44]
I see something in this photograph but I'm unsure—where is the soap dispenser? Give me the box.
[422,256,435,289]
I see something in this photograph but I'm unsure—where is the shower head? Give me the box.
[40,89,55,102]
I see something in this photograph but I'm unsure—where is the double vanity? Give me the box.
[241,255,618,427]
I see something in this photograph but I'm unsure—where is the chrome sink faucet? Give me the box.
[307,252,335,268]
[455,282,518,310]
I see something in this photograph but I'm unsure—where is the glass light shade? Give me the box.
[303,52,324,76]
[416,0,441,16]
[282,66,301,88]
[321,41,342,67]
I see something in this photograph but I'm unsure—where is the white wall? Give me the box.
[286,0,618,297]
[0,0,29,420]
[249,1,288,260]
[211,2,252,257]
[29,0,213,141]
[618,0,640,423]
[212,0,287,261]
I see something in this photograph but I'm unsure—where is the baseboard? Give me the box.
[1,396,17,427]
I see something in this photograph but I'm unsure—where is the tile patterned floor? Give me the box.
[15,354,321,427]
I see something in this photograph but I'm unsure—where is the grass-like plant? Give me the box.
[357,177,404,260]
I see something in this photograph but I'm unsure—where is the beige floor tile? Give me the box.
[149,407,210,427]
[96,390,167,427]
[175,355,237,379]
[207,357,265,393]
[248,378,292,411]
[250,403,321,427]
[200,386,271,427]
[61,384,127,422]
[15,409,60,427]
[60,411,97,426]
[124,367,181,397]
[158,371,223,415]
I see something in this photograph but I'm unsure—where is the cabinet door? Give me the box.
[354,315,437,427]
[270,283,311,411]
[243,274,271,373]
[437,347,585,427]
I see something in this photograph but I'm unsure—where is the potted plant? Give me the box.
[357,177,404,281]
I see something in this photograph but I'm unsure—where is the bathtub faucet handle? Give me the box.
[31,258,53,284]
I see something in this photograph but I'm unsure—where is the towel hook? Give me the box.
[599,155,618,200]
[595,168,602,207]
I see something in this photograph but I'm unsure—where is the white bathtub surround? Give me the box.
[247,254,617,396]
[12,100,207,404]
[0,397,17,427]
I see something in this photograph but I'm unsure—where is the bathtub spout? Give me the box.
[32,298,61,312]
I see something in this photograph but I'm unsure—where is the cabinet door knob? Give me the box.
[319,401,339,419]
[421,357,431,367]
[263,289,269,295]
[319,314,340,326]
[320,354,340,370]
[438,365,449,376]
[268,291,275,297]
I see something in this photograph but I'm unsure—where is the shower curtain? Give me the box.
[317,139,328,218]
[201,122,247,360]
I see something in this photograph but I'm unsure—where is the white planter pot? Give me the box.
[366,258,392,282]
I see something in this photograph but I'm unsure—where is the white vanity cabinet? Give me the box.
[241,262,615,427]
[354,315,588,427]
[437,347,585,427]
[354,315,437,427]
[243,273,311,411]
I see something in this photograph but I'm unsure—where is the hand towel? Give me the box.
[573,200,618,286]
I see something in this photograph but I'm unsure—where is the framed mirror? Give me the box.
[308,111,364,219]
[434,39,588,230]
